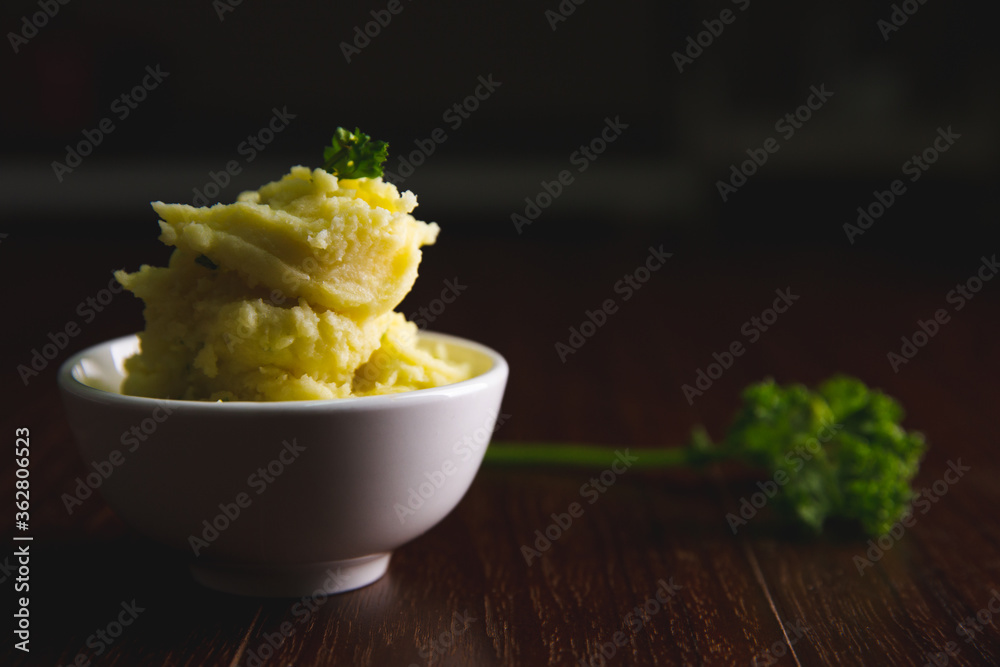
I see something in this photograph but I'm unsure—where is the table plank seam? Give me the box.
[743,542,804,667]
[225,606,262,667]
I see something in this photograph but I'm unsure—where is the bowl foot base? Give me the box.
[190,552,392,597]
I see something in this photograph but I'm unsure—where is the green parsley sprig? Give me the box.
[485,376,926,537]
[322,127,389,179]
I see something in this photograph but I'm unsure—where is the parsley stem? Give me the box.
[484,441,723,469]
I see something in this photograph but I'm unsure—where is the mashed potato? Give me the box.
[115,166,470,401]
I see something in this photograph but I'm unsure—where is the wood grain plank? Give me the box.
[3,237,1000,666]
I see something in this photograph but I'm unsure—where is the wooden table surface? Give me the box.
[3,231,999,666]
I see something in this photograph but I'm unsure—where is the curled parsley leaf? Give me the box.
[322,127,389,179]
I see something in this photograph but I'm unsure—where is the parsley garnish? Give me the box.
[195,254,218,270]
[322,127,389,179]
[485,376,927,536]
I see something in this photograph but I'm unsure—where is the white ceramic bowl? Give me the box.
[58,332,508,597]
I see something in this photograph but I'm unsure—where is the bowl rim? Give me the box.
[58,331,508,410]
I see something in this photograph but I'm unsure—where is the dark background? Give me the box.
[1,0,996,260]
